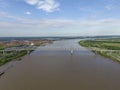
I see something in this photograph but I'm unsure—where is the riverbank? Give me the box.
[79,38,120,62]
[0,40,54,66]
[0,50,33,66]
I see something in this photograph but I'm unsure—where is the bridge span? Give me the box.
[0,46,120,55]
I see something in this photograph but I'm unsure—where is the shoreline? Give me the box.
[79,39,120,62]
[0,39,54,67]
[0,50,33,66]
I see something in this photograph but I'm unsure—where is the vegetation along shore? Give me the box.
[79,38,120,62]
[0,40,53,66]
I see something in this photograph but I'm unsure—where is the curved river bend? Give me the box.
[0,39,120,90]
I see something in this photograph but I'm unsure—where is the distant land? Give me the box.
[0,35,120,41]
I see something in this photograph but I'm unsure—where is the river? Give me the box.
[0,39,120,90]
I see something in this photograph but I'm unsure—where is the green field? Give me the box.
[0,50,28,66]
[0,46,34,66]
[79,38,120,62]
[0,45,5,50]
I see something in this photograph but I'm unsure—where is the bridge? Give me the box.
[0,46,120,55]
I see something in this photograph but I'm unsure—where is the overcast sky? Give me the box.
[0,0,120,37]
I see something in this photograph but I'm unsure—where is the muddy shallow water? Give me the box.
[0,39,120,90]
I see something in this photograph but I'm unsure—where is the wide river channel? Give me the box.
[0,39,120,90]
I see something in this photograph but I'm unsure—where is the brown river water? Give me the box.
[0,39,120,90]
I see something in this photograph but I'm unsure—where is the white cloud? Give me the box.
[25,0,39,5]
[1,19,120,37]
[37,0,59,12]
[26,11,32,15]
[1,12,120,27]
[25,0,60,12]
[0,13,120,36]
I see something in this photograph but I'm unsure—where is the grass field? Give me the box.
[79,38,120,62]
[0,50,28,66]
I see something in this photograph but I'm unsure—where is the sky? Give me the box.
[0,0,120,37]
